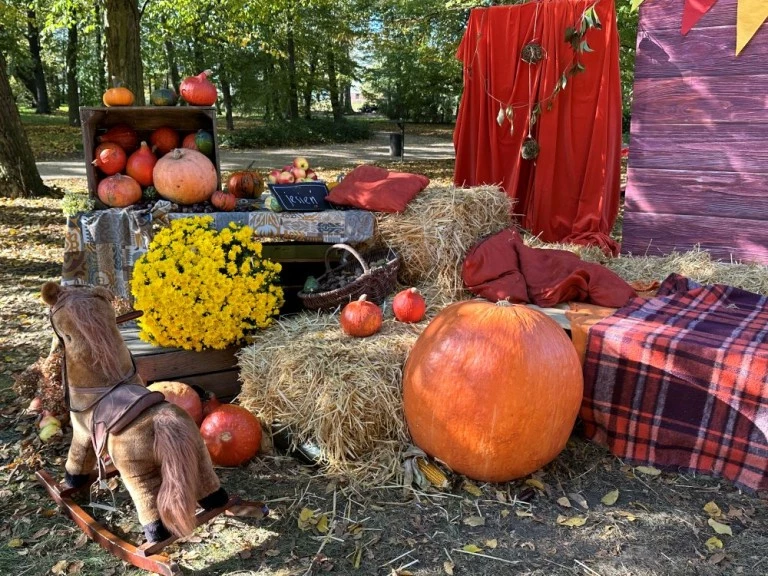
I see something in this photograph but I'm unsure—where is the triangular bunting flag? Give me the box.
[630,0,646,12]
[736,0,768,55]
[682,0,718,36]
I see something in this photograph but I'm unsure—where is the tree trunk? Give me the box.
[343,83,354,114]
[286,29,299,120]
[14,63,39,107]
[326,49,342,122]
[27,9,50,114]
[164,35,181,92]
[0,53,49,198]
[302,56,317,120]
[220,72,234,130]
[105,0,144,104]
[66,16,81,126]
[95,1,106,97]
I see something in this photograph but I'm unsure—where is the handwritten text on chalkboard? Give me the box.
[267,182,330,211]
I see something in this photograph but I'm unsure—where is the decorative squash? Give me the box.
[150,87,178,106]
[227,162,264,199]
[402,301,583,483]
[200,404,262,467]
[148,381,203,426]
[125,141,157,187]
[102,79,135,107]
[92,142,127,175]
[264,195,283,212]
[181,133,197,150]
[210,189,236,211]
[340,295,383,337]
[179,70,218,106]
[142,185,159,201]
[97,174,142,207]
[150,126,180,156]
[153,148,217,205]
[392,288,426,323]
[194,130,214,157]
[97,124,138,153]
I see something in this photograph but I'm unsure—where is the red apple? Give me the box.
[293,157,309,170]
[267,169,281,184]
[282,165,293,173]
[305,169,318,180]
[278,171,295,184]
[291,167,307,180]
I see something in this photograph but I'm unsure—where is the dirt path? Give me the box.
[36,133,456,179]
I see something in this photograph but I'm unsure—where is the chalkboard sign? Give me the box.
[267,182,330,212]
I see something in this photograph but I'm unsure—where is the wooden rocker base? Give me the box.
[36,469,268,575]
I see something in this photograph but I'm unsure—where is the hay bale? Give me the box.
[238,309,430,486]
[375,185,513,301]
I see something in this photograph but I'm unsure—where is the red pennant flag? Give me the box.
[681,0,719,35]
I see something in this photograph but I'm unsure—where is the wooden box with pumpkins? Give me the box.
[82,71,229,210]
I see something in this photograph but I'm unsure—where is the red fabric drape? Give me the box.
[453,0,622,255]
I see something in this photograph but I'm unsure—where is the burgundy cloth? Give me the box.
[325,165,430,213]
[462,228,636,308]
[581,274,768,492]
[453,1,623,254]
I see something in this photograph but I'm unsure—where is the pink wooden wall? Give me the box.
[621,0,768,264]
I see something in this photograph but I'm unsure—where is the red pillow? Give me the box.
[325,165,429,213]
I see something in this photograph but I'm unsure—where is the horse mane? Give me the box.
[59,292,127,383]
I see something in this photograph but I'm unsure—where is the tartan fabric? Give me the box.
[581,273,768,492]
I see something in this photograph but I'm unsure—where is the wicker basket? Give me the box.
[298,244,400,311]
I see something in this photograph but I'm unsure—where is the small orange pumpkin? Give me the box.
[97,174,142,207]
[92,142,127,175]
[150,126,180,156]
[147,381,203,425]
[211,189,237,211]
[227,163,264,199]
[392,288,426,323]
[153,148,218,205]
[200,404,262,467]
[102,78,135,107]
[340,295,383,337]
[402,300,583,483]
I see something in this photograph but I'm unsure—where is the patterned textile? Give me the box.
[581,274,768,492]
[62,207,376,300]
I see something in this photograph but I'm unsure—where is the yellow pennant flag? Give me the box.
[631,0,647,11]
[736,0,768,55]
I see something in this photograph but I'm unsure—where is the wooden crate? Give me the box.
[80,106,221,200]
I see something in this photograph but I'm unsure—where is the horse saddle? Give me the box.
[91,384,166,461]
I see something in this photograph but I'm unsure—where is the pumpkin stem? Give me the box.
[408,288,419,294]
[202,69,213,77]
[171,148,183,160]
[359,294,368,302]
[495,299,512,307]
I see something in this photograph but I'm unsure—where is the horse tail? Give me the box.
[153,407,199,538]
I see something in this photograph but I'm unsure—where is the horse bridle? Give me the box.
[48,289,144,413]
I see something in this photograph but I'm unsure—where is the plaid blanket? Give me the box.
[581,274,768,492]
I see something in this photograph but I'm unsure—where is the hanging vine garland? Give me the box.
[521,42,544,65]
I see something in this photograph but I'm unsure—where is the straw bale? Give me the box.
[238,307,431,486]
[374,185,514,301]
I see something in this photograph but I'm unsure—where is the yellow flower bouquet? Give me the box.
[131,216,283,350]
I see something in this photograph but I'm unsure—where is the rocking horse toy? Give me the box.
[35,282,267,575]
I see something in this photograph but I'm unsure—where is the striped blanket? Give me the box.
[581,274,768,492]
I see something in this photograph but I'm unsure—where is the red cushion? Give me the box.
[325,165,430,213]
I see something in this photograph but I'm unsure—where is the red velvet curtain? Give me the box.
[453,0,622,254]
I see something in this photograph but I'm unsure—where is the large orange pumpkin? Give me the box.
[402,300,583,483]
[153,148,217,205]
[200,404,262,467]
[147,381,203,425]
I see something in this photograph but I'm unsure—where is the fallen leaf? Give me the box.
[50,560,68,575]
[495,490,507,503]
[8,538,23,548]
[705,536,724,552]
[515,509,533,518]
[556,515,587,527]
[31,528,49,540]
[525,478,545,491]
[704,501,722,518]
[615,511,636,521]
[73,533,88,549]
[569,493,589,510]
[557,496,572,508]
[463,515,485,527]
[67,561,84,574]
[316,514,329,534]
[265,548,280,557]
[484,538,498,549]
[708,518,733,536]
[462,481,482,497]
[462,544,483,553]
[601,489,619,506]
[443,560,454,575]
[500,509,510,518]
[709,552,726,564]
[635,466,661,477]
[298,507,315,530]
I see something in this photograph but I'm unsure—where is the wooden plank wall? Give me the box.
[621,0,768,264]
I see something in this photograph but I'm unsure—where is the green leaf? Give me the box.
[601,489,619,506]
[579,40,594,53]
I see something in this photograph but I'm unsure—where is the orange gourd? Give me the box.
[402,300,583,483]
[102,85,134,107]
[150,126,180,156]
[97,124,139,153]
[200,404,262,467]
[147,381,203,426]
[92,142,127,175]
[340,295,382,337]
[211,189,236,211]
[97,174,142,207]
[179,70,218,106]
[153,148,217,205]
[392,288,426,323]
[182,133,198,150]
[125,142,157,187]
